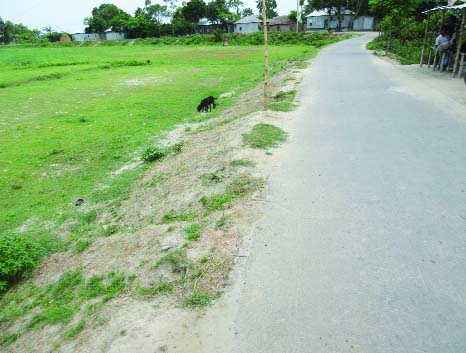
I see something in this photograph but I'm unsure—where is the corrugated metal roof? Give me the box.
[306,8,354,17]
[269,15,293,26]
[235,15,262,24]
[422,2,466,14]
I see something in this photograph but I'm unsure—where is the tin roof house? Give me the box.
[306,9,353,31]
[235,15,263,33]
[268,15,297,32]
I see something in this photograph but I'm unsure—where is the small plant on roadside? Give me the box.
[63,320,86,339]
[216,213,231,230]
[0,233,43,291]
[184,223,203,241]
[155,249,190,273]
[161,211,196,224]
[182,291,216,309]
[0,332,20,347]
[230,159,256,167]
[141,146,168,162]
[201,171,221,183]
[243,123,287,149]
[75,239,92,253]
[136,282,173,296]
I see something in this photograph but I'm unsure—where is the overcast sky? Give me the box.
[0,0,297,34]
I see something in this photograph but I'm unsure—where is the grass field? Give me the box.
[0,44,316,248]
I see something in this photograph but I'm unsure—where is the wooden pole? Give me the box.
[453,8,466,77]
[420,15,430,67]
[262,0,269,111]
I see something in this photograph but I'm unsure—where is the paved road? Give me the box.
[189,34,466,353]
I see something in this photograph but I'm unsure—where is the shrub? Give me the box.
[141,146,168,162]
[0,234,43,291]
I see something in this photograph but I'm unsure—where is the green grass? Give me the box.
[243,123,287,149]
[230,159,256,167]
[184,223,203,241]
[155,249,190,273]
[0,45,313,235]
[200,176,265,212]
[0,269,132,339]
[62,320,86,340]
[182,291,216,309]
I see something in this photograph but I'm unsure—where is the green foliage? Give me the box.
[200,176,264,211]
[0,332,20,347]
[182,291,215,308]
[215,213,231,230]
[141,141,184,163]
[184,223,203,241]
[243,123,287,149]
[137,282,173,296]
[226,176,264,197]
[0,233,43,291]
[141,146,168,162]
[161,211,197,224]
[75,239,92,254]
[156,249,190,273]
[200,193,235,211]
[63,320,86,339]
[256,0,278,19]
[230,159,256,167]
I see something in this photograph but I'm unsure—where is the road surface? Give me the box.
[189,34,466,353]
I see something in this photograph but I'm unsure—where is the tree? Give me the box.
[182,0,207,23]
[227,0,244,15]
[164,0,179,35]
[289,10,298,23]
[145,0,169,36]
[256,0,278,19]
[242,7,254,17]
[84,3,129,33]
[206,0,230,24]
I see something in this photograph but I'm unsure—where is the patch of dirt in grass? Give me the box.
[2,58,309,353]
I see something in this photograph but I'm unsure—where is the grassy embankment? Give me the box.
[0,40,327,291]
[367,35,422,65]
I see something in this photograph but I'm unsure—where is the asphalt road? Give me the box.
[211,34,466,353]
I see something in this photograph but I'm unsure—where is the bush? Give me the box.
[141,146,168,162]
[0,234,43,291]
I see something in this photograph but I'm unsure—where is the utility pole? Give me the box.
[262,0,269,111]
[297,0,299,33]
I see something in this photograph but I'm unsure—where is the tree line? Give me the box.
[5,0,429,45]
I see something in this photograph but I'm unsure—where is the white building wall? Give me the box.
[235,22,261,33]
[105,32,125,40]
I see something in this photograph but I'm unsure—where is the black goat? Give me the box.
[197,96,217,113]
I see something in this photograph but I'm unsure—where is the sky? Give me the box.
[0,0,298,34]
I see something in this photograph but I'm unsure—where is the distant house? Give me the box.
[306,9,353,31]
[268,15,297,32]
[235,15,263,33]
[70,31,125,42]
[71,33,101,41]
[197,19,235,34]
[104,31,125,40]
[351,16,375,31]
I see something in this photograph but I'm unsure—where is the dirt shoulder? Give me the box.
[1,57,308,353]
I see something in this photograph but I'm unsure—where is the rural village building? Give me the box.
[197,18,235,34]
[70,31,125,42]
[306,9,353,31]
[235,15,263,33]
[268,15,297,32]
[351,16,375,31]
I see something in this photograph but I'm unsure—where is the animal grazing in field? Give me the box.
[197,96,217,113]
